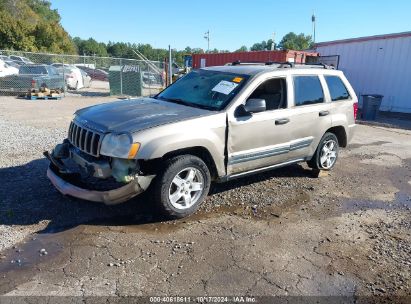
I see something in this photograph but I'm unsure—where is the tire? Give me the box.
[153,155,211,219]
[307,132,339,170]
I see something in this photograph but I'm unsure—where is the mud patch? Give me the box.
[360,153,403,167]
[349,141,391,149]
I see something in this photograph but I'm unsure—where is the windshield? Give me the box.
[156,69,250,110]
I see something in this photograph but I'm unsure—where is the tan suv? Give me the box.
[45,62,357,218]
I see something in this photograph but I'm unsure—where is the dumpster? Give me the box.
[108,65,142,96]
[361,94,383,120]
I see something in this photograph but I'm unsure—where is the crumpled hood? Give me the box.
[74,97,211,134]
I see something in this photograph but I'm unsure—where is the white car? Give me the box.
[8,55,33,64]
[0,59,19,77]
[53,64,84,90]
[79,69,91,88]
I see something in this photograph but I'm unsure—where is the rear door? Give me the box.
[285,75,332,160]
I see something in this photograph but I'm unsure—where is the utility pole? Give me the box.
[272,32,276,50]
[312,13,316,43]
[168,45,172,85]
[204,30,210,52]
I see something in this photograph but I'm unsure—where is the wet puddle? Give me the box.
[0,190,310,277]
[0,189,312,294]
[0,236,62,271]
[342,191,411,213]
[0,227,80,294]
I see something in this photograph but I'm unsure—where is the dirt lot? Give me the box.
[0,95,410,301]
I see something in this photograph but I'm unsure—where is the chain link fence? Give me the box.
[0,50,165,98]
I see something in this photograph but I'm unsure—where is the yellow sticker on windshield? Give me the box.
[232,77,243,83]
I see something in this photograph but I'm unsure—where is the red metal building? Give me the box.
[192,50,319,68]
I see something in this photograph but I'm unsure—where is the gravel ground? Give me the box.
[0,95,410,300]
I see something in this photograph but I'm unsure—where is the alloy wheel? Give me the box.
[168,167,204,210]
[320,139,338,169]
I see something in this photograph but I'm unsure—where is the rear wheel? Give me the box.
[307,132,339,170]
[153,155,211,219]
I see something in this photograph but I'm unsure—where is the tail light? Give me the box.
[353,102,358,120]
[31,80,36,88]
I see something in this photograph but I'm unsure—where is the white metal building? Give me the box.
[315,32,411,113]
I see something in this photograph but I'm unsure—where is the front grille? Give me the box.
[68,121,102,157]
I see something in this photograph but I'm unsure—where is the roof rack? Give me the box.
[230,60,335,70]
[300,62,335,70]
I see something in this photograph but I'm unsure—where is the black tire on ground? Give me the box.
[307,132,339,170]
[153,155,211,219]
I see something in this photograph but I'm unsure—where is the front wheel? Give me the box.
[307,132,339,170]
[153,155,211,219]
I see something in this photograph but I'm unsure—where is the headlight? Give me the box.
[100,133,140,159]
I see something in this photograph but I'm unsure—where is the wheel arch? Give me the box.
[140,146,219,181]
[326,126,347,148]
[163,147,219,180]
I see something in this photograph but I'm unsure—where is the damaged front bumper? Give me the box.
[44,143,154,205]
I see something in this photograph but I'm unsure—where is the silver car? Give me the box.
[45,62,357,218]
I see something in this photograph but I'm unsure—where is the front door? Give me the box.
[227,77,294,175]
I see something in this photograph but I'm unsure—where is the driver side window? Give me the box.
[248,78,287,111]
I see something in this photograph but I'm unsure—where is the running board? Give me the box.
[218,158,305,182]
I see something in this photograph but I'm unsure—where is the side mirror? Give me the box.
[242,98,266,114]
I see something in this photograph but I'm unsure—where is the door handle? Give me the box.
[275,118,290,125]
[319,110,330,117]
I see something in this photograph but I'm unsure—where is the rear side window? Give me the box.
[293,76,324,106]
[47,66,58,75]
[325,76,351,101]
[19,66,47,75]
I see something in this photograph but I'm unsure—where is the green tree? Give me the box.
[0,0,76,53]
[73,37,107,57]
[190,48,204,54]
[236,45,248,52]
[107,41,131,58]
[250,40,267,51]
[278,32,313,50]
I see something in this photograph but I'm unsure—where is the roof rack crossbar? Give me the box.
[231,60,266,66]
[265,61,294,68]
